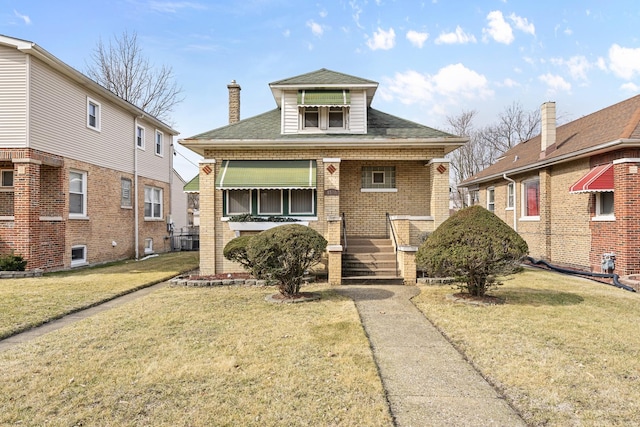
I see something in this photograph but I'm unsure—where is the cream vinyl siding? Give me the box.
[348,89,366,134]
[0,47,28,147]
[136,120,172,182]
[282,91,299,134]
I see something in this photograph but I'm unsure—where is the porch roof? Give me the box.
[215,160,317,189]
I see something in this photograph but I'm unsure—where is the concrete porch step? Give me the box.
[342,276,405,285]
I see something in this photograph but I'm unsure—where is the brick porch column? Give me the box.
[390,216,418,285]
[427,158,450,228]
[198,160,216,275]
[13,158,41,269]
[323,158,342,285]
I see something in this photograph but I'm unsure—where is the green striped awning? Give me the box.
[297,90,350,106]
[216,160,317,189]
[183,174,200,193]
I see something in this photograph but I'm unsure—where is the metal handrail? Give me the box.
[385,212,399,277]
[341,212,347,252]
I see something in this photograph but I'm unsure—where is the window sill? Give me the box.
[86,126,101,133]
[519,216,540,222]
[361,188,398,193]
[505,207,514,211]
[69,215,90,220]
[71,262,88,268]
[144,217,164,221]
[0,188,14,192]
[226,221,310,232]
[0,216,15,221]
[121,206,133,210]
[591,215,616,222]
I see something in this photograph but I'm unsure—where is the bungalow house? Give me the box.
[0,34,178,270]
[179,69,467,284]
[460,97,640,276]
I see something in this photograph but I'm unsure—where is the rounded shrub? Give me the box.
[222,235,254,272]
[247,224,327,297]
[416,205,528,296]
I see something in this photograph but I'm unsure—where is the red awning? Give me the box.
[569,164,614,193]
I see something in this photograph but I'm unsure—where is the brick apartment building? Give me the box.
[180,69,467,285]
[0,35,178,270]
[461,97,640,276]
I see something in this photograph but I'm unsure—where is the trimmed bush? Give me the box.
[0,252,28,271]
[247,224,327,297]
[416,206,528,296]
[223,235,254,273]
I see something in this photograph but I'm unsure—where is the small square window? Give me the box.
[362,166,396,191]
[596,192,614,217]
[144,238,154,254]
[136,126,145,149]
[1,170,13,187]
[372,171,385,184]
[87,97,101,131]
[155,130,163,156]
[71,245,87,267]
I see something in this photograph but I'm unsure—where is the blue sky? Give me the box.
[3,1,640,181]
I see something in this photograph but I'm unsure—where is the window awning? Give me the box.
[569,163,614,193]
[184,175,199,193]
[216,160,317,189]
[297,90,350,106]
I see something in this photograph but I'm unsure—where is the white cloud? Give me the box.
[282,29,290,37]
[596,57,607,71]
[560,55,591,81]
[13,10,31,25]
[306,20,324,37]
[483,10,514,44]
[435,26,477,44]
[148,1,206,13]
[509,13,535,35]
[500,78,520,88]
[319,9,327,18]
[350,1,364,30]
[406,30,429,48]
[620,82,640,92]
[608,44,640,80]
[381,64,493,106]
[367,27,396,50]
[539,73,571,94]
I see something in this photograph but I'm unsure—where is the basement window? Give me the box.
[71,245,87,267]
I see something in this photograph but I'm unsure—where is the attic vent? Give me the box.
[298,90,350,106]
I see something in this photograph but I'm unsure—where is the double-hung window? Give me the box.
[1,170,13,188]
[595,192,615,219]
[87,97,101,131]
[487,187,495,212]
[506,182,515,209]
[69,170,87,217]
[523,179,540,218]
[298,90,349,131]
[155,130,163,156]
[144,187,162,219]
[136,125,145,149]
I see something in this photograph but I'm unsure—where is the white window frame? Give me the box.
[289,189,315,215]
[300,106,348,132]
[258,189,283,215]
[521,178,540,220]
[69,170,88,218]
[155,130,163,156]
[506,182,515,209]
[1,169,13,189]
[593,192,615,221]
[487,187,495,212]
[144,186,163,220]
[87,97,101,131]
[361,166,397,192]
[144,238,154,254]
[71,245,87,267]
[226,190,251,215]
[121,178,132,208]
[136,125,145,149]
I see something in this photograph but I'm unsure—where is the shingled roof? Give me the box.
[269,68,378,86]
[462,95,640,186]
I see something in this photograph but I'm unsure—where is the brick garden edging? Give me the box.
[0,270,44,279]
[169,277,268,287]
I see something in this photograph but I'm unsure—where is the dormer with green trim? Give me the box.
[269,68,378,135]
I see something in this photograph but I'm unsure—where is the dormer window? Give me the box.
[298,90,350,132]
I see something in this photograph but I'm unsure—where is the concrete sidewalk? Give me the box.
[336,285,526,427]
[0,281,168,353]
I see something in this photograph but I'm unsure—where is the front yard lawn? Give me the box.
[0,284,392,426]
[413,268,640,426]
[0,252,199,339]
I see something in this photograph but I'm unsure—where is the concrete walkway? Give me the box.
[0,281,168,353]
[336,285,526,427]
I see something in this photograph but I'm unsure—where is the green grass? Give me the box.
[0,284,392,427]
[413,268,640,426]
[0,252,199,339]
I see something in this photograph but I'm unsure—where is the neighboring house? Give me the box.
[460,98,640,276]
[183,174,200,227]
[0,35,178,270]
[171,169,189,232]
[179,69,466,284]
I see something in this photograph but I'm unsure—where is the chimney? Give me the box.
[227,80,241,124]
[540,101,556,153]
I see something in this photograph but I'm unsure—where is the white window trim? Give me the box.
[226,189,252,215]
[520,179,540,221]
[87,97,101,132]
[487,187,495,212]
[593,192,615,221]
[258,189,283,215]
[155,130,164,157]
[361,188,398,193]
[0,169,13,189]
[289,189,315,215]
[136,125,146,150]
[299,106,349,132]
[71,245,87,267]
[144,238,154,254]
[144,186,163,220]
[506,182,515,210]
[69,170,88,219]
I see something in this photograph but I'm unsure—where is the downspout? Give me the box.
[503,173,517,232]
[134,115,143,260]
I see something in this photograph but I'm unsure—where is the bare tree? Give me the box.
[86,30,183,123]
[478,101,540,157]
